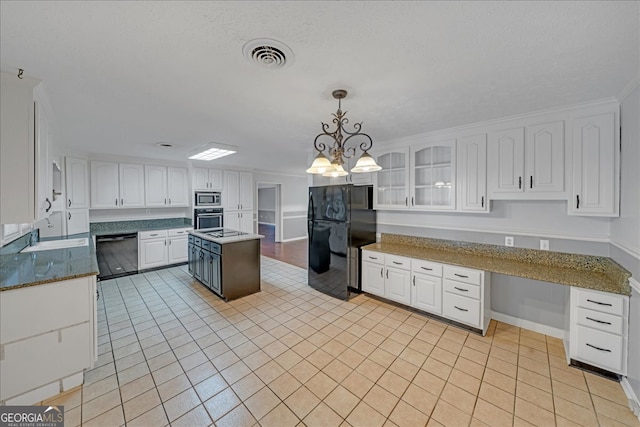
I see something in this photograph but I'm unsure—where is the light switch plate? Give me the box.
[505,236,514,247]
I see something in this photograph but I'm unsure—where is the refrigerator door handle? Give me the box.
[308,192,315,221]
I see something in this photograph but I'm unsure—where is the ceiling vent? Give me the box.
[242,38,294,69]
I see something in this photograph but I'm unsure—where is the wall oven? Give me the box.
[195,191,221,207]
[194,208,223,230]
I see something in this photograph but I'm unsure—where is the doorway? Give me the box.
[257,183,281,242]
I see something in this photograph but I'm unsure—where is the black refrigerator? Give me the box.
[308,184,377,300]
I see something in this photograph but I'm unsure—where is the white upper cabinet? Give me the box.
[457,134,488,212]
[192,167,223,190]
[411,139,456,210]
[65,157,89,209]
[34,87,52,221]
[488,121,565,199]
[144,165,167,207]
[239,172,253,211]
[91,161,146,208]
[167,167,189,206]
[91,161,120,208]
[570,112,618,216]
[374,148,411,209]
[223,170,253,211]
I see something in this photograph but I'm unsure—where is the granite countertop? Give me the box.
[189,229,264,244]
[0,233,99,292]
[91,218,192,236]
[362,234,631,296]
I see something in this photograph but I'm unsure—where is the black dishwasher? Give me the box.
[96,233,138,280]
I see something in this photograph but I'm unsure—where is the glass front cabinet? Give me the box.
[373,148,411,209]
[410,139,456,210]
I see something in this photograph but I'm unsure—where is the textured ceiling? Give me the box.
[1,1,638,175]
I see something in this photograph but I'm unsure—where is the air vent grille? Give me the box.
[243,38,294,69]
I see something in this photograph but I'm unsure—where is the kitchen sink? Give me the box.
[21,238,89,252]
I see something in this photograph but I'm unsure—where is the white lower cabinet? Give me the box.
[0,276,97,404]
[138,228,191,270]
[362,250,489,335]
[569,287,628,375]
[66,209,89,235]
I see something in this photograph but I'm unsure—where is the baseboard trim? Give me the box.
[490,311,564,339]
[620,377,640,422]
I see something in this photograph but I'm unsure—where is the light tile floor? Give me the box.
[42,257,639,427]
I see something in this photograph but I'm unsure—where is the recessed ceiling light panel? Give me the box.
[188,142,237,161]
[242,38,294,69]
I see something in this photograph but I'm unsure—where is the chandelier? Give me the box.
[306,89,381,177]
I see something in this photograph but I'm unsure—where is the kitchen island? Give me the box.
[188,228,263,301]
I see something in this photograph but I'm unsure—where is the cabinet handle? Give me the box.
[454,273,469,278]
[68,199,72,207]
[168,198,171,205]
[481,196,484,208]
[530,176,533,189]
[115,198,118,206]
[369,256,378,260]
[386,269,389,279]
[405,197,408,206]
[586,299,612,307]
[413,276,415,286]
[411,197,414,206]
[150,233,159,237]
[121,198,124,206]
[576,195,580,209]
[392,261,403,265]
[586,343,611,353]
[518,176,522,189]
[454,287,469,292]
[68,212,71,220]
[380,268,383,278]
[45,198,52,213]
[164,198,167,205]
[454,306,468,312]
[421,267,433,271]
[586,316,611,325]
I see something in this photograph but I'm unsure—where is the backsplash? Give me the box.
[0,229,37,255]
[90,217,192,235]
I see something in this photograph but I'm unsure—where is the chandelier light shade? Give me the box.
[307,89,381,176]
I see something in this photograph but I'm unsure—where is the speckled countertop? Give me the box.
[0,233,99,292]
[189,229,264,244]
[362,234,631,296]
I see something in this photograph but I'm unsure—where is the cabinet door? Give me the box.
[209,253,221,294]
[412,273,442,315]
[34,94,50,221]
[570,113,617,216]
[488,127,525,195]
[239,211,253,234]
[374,149,411,209]
[139,238,168,269]
[167,167,188,206]
[90,161,119,208]
[188,243,195,275]
[362,261,385,297]
[145,165,168,207]
[411,140,456,210]
[526,121,564,194]
[223,171,240,210]
[66,209,89,235]
[386,267,411,305]
[239,172,253,210]
[457,134,488,212]
[65,158,89,209]
[192,168,209,190]
[346,156,373,185]
[209,169,223,190]
[201,250,211,287]
[168,236,188,264]
[119,163,145,208]
[224,211,240,231]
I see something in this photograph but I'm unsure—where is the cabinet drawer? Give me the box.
[362,250,384,265]
[576,307,624,336]
[574,325,624,373]
[412,259,442,277]
[139,230,168,240]
[168,227,192,237]
[201,240,212,251]
[443,279,480,300]
[385,254,411,270]
[194,237,202,247]
[443,265,482,285]
[443,293,480,327]
[188,235,194,244]
[575,289,626,316]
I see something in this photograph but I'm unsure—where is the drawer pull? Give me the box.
[586,299,612,307]
[421,267,433,271]
[454,306,468,312]
[586,343,611,353]
[380,268,383,278]
[392,261,403,265]
[586,316,611,325]
[150,234,159,237]
[454,287,468,292]
[454,273,469,278]
[369,256,378,260]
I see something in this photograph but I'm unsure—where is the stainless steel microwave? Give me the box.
[194,191,221,207]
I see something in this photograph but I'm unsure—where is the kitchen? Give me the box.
[1,2,639,426]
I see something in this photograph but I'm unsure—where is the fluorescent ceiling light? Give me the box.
[189,143,237,161]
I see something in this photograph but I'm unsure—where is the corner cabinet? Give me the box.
[569,112,619,217]
[373,148,411,209]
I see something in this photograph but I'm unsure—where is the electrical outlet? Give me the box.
[505,236,514,247]
[540,240,550,250]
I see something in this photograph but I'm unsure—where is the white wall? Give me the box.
[258,187,276,210]
[610,84,640,404]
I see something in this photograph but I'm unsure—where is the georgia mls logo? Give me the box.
[0,405,64,427]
